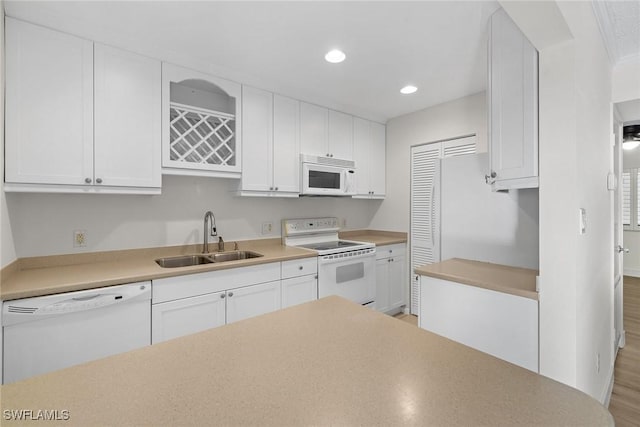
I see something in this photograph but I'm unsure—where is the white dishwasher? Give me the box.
[2,282,151,384]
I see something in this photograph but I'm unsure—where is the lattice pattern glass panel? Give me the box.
[169,102,236,167]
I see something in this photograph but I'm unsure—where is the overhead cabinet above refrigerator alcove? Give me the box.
[162,63,242,178]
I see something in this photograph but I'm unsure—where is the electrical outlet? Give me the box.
[73,230,87,248]
[261,221,273,235]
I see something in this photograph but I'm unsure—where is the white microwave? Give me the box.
[300,154,356,196]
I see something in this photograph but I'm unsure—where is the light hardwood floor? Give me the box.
[608,276,640,426]
[394,312,418,326]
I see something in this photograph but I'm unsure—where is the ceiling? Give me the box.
[592,0,640,65]
[3,1,501,122]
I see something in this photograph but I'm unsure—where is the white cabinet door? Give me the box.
[388,254,406,309]
[151,292,226,344]
[226,281,281,324]
[300,102,328,157]
[94,44,161,189]
[241,85,273,192]
[273,95,300,193]
[5,18,94,186]
[375,258,391,313]
[369,122,386,197]
[353,118,386,198]
[282,275,318,308]
[328,110,353,160]
[353,117,371,196]
[488,9,538,190]
[375,244,406,313]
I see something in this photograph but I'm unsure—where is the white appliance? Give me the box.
[410,152,539,315]
[2,282,151,384]
[300,154,356,196]
[282,217,376,306]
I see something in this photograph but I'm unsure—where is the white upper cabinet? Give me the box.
[272,95,300,193]
[328,110,354,160]
[5,19,161,194]
[5,18,94,188]
[353,117,386,198]
[300,102,354,161]
[94,44,161,189]
[162,63,242,178]
[300,102,329,157]
[487,9,538,191]
[240,86,299,196]
[241,86,273,192]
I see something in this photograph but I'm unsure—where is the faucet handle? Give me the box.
[234,242,239,251]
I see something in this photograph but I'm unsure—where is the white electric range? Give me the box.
[282,217,376,307]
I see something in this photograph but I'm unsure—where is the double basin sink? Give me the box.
[156,251,263,268]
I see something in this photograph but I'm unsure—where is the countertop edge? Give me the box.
[415,258,539,301]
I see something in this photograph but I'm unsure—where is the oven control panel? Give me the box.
[282,217,339,236]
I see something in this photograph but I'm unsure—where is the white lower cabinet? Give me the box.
[375,244,406,314]
[152,291,226,344]
[281,258,318,308]
[226,280,281,324]
[151,262,281,344]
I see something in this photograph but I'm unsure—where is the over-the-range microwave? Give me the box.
[300,154,356,196]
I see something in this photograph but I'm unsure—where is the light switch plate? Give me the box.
[579,208,587,235]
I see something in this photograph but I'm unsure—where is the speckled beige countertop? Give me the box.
[0,230,407,301]
[339,229,407,246]
[415,258,539,300]
[0,238,315,301]
[0,296,612,426]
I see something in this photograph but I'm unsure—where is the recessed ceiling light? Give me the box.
[325,49,346,63]
[623,140,640,150]
[400,85,418,95]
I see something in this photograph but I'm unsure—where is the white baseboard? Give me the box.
[623,267,640,278]
[602,363,615,407]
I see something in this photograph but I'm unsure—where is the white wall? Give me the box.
[612,63,640,104]
[6,176,379,257]
[504,0,614,402]
[1,3,17,268]
[370,91,487,232]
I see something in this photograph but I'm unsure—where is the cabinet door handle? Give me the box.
[485,171,497,185]
[220,294,226,299]
[85,178,92,184]
[299,266,304,270]
[96,178,103,184]
[228,292,234,297]
[275,187,279,191]
[314,275,318,279]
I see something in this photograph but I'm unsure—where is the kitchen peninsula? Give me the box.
[0,296,611,425]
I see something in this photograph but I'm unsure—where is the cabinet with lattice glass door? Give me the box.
[162,63,242,178]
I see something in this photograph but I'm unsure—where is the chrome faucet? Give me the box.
[218,236,224,252]
[203,211,217,254]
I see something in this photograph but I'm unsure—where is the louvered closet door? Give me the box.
[410,143,442,314]
[410,135,476,315]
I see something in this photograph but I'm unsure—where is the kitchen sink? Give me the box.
[155,251,263,268]
[210,251,263,262]
[155,255,215,268]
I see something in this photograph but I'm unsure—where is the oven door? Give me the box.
[301,163,349,195]
[318,252,376,305]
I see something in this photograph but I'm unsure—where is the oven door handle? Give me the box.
[318,253,376,266]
